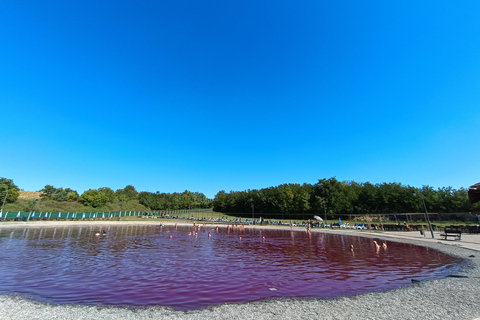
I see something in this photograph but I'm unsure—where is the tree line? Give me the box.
[39,184,140,208]
[0,177,212,210]
[213,177,479,219]
[137,191,212,210]
[2,176,478,215]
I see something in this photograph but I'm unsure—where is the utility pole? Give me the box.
[322,200,327,227]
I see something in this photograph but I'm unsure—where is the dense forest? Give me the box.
[213,178,479,219]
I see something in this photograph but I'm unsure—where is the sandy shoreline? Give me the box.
[1,220,479,320]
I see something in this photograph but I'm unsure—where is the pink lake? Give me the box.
[0,224,461,310]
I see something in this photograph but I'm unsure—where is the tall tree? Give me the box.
[116,185,138,200]
[98,187,116,203]
[80,189,109,207]
[40,185,57,200]
[0,177,20,204]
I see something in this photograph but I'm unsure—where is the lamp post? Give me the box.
[415,191,434,238]
[251,203,254,220]
[321,200,327,227]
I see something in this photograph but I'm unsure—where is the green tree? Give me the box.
[79,189,109,208]
[40,185,79,202]
[40,185,57,200]
[116,185,138,200]
[67,190,79,201]
[98,187,116,203]
[55,188,69,201]
[213,190,228,212]
[0,177,20,204]
[139,190,212,210]
[355,182,377,213]
[450,188,472,212]
[313,177,351,215]
[138,192,157,209]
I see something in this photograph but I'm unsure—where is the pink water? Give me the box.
[0,225,460,310]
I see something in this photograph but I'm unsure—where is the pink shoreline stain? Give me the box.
[0,225,461,311]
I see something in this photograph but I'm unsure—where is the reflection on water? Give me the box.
[0,224,461,310]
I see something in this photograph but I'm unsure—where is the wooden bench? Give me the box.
[440,229,462,240]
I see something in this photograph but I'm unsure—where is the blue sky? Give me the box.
[1,1,479,198]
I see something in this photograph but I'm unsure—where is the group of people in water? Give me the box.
[93,222,388,254]
[94,230,107,236]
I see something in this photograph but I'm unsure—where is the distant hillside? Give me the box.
[3,191,149,213]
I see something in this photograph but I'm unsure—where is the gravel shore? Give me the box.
[1,222,479,320]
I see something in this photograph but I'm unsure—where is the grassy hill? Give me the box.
[2,191,149,213]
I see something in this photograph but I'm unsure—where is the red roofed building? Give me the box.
[468,183,480,204]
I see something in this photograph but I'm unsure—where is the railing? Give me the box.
[0,208,214,221]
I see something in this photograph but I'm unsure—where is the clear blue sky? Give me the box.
[1,1,479,198]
